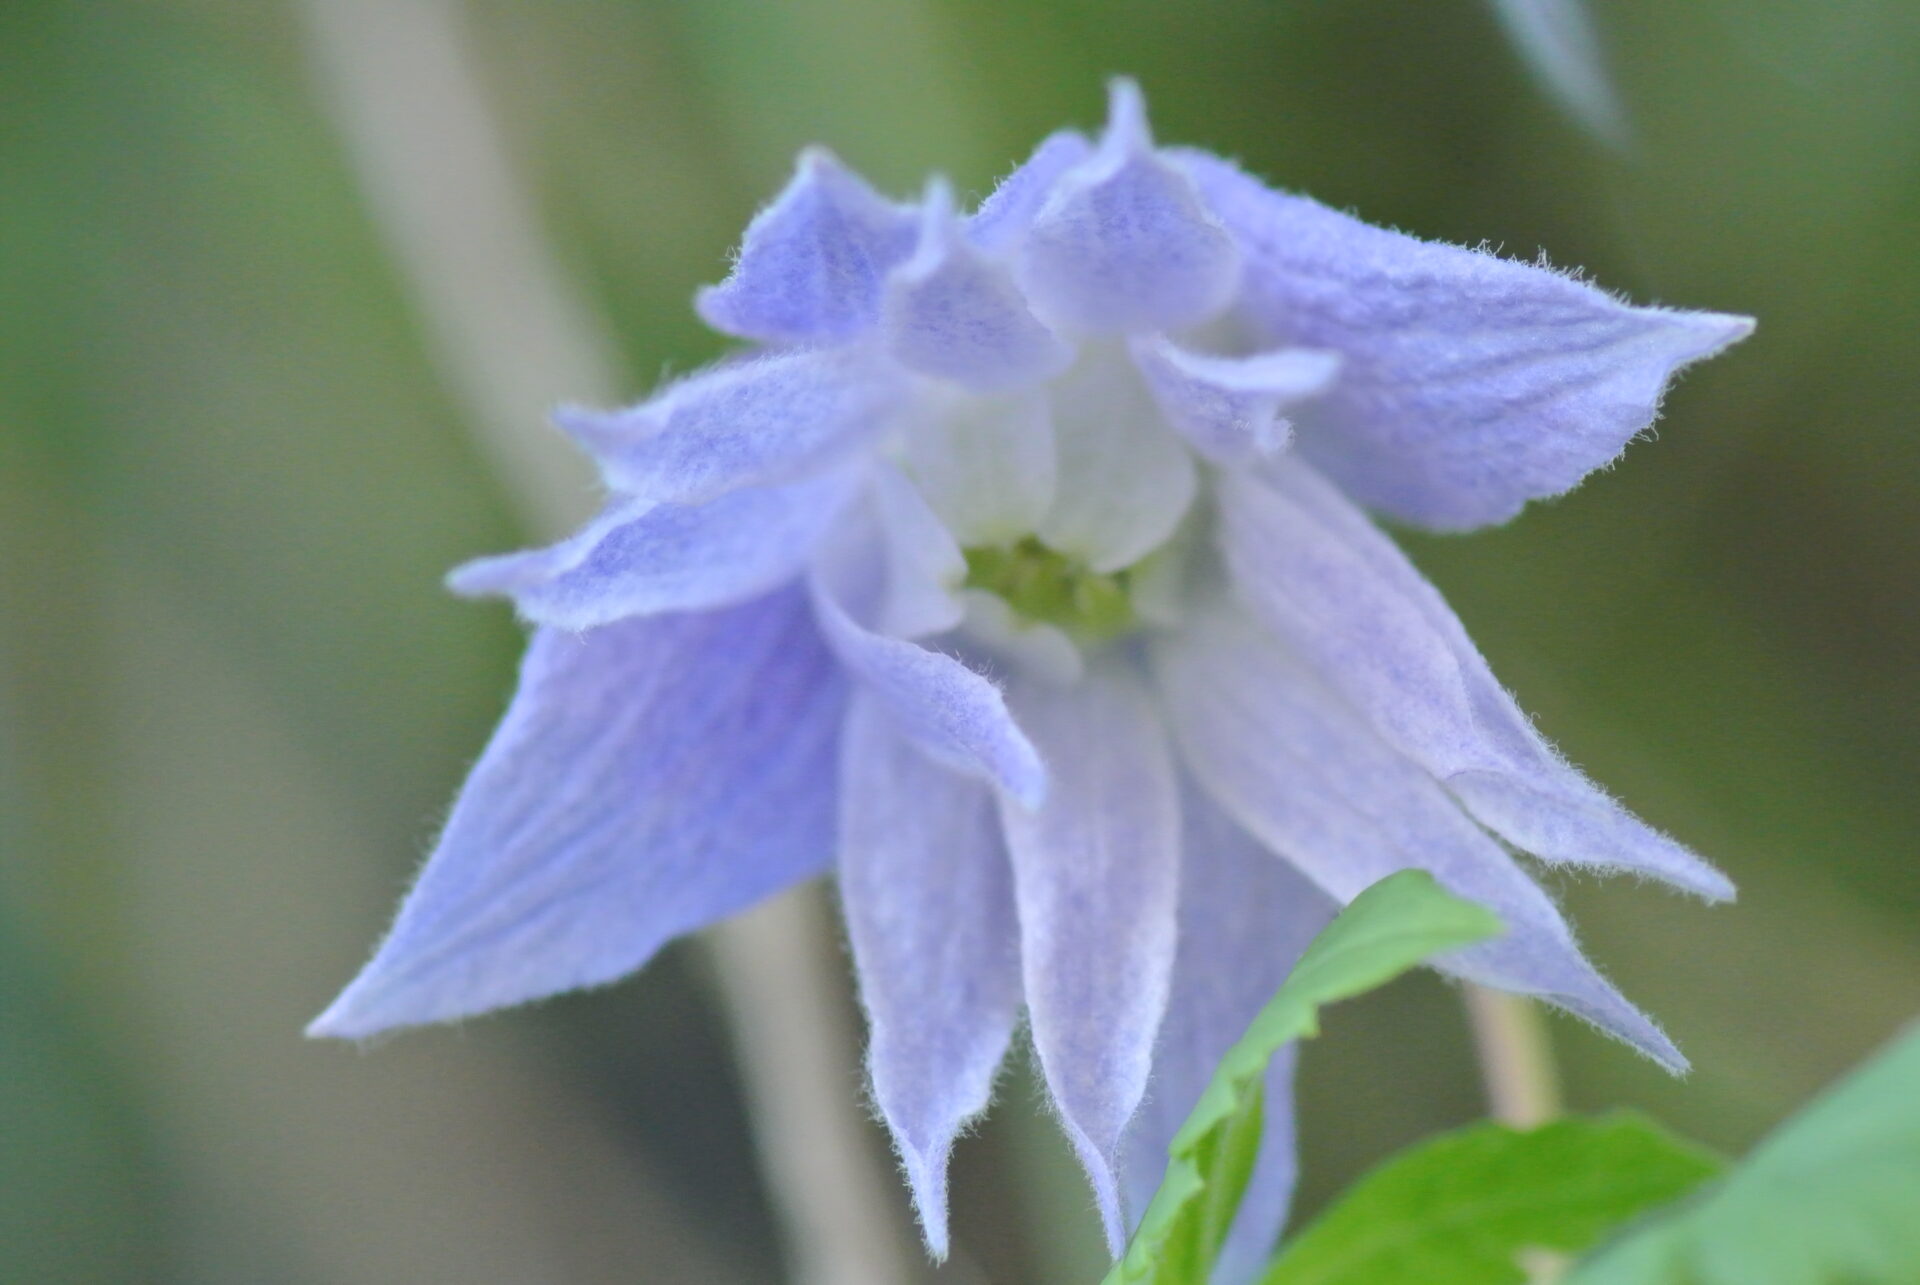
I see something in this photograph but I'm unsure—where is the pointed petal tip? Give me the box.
[445,552,526,600]
[303,986,387,1042]
[1066,1127,1131,1258]
[902,174,963,270]
[551,402,632,453]
[302,1007,348,1041]
[1548,978,1689,1074]
[795,143,847,181]
[1675,308,1756,357]
[1640,1028,1689,1076]
[1680,863,1737,905]
[1102,77,1151,153]
[898,1142,955,1260]
[919,173,956,221]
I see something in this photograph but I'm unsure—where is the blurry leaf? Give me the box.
[1258,1114,1718,1284]
[1570,1023,1920,1284]
[1107,871,1502,1285]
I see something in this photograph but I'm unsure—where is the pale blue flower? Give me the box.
[311,82,1749,1268]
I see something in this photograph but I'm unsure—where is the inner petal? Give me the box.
[1036,341,1198,573]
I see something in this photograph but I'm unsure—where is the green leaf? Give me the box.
[1569,1024,1920,1285]
[1258,1114,1720,1285]
[1106,870,1502,1285]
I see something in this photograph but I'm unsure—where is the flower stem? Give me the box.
[708,889,923,1285]
[1462,985,1563,1127]
[300,4,919,1279]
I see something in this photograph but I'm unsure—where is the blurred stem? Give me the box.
[1463,986,1563,1127]
[708,890,926,1285]
[298,3,918,1281]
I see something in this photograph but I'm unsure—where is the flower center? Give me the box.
[961,535,1138,643]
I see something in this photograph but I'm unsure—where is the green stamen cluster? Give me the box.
[962,535,1137,643]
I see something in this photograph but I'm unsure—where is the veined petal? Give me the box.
[308,587,844,1039]
[968,130,1094,252]
[449,467,859,630]
[1179,149,1753,530]
[1124,784,1335,1279]
[839,695,1022,1258]
[1018,81,1241,335]
[899,385,1056,548]
[1220,460,1733,901]
[1037,342,1198,574]
[998,662,1182,1254]
[555,347,909,504]
[1130,337,1341,463]
[811,504,1046,807]
[883,177,1072,392]
[1154,601,1683,1070]
[695,147,917,344]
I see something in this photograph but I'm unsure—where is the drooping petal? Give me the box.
[883,177,1072,392]
[1130,336,1341,463]
[1218,460,1733,900]
[695,147,918,344]
[1154,601,1683,1070]
[1037,342,1198,574]
[1124,784,1336,1280]
[308,586,845,1039]
[997,662,1182,1254]
[1018,81,1241,335]
[554,346,909,504]
[839,695,1022,1258]
[1179,149,1753,530]
[968,130,1094,252]
[899,385,1057,548]
[449,467,859,630]
[810,502,1046,807]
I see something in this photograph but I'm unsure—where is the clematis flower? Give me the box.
[310,81,1749,1270]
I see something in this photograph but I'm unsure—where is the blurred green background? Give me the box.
[3,0,1917,1281]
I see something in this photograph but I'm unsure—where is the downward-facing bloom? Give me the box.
[311,82,1749,1271]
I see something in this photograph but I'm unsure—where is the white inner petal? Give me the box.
[899,385,1057,548]
[957,589,1085,686]
[871,463,966,638]
[1036,341,1198,573]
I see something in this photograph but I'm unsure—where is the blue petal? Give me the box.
[695,147,918,344]
[839,695,1021,1258]
[968,130,1093,252]
[448,467,860,630]
[555,346,908,504]
[307,586,845,1039]
[1219,460,1733,901]
[1154,600,1683,1070]
[1124,784,1335,1281]
[1018,81,1241,335]
[1130,337,1341,463]
[1179,150,1753,530]
[882,178,1072,391]
[997,662,1182,1255]
[809,502,1046,806]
